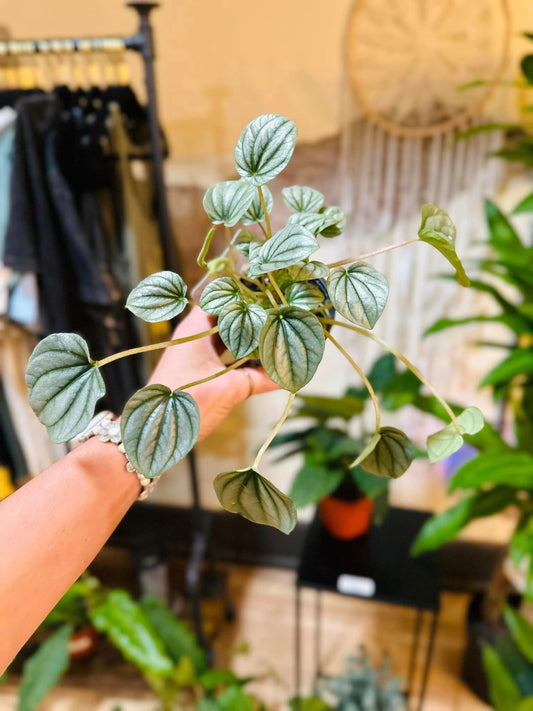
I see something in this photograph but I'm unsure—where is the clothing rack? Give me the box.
[5,1,215,651]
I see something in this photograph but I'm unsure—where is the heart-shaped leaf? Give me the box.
[282,185,325,213]
[241,186,273,224]
[252,224,318,275]
[284,282,326,310]
[214,467,297,533]
[26,333,105,442]
[350,432,382,468]
[234,114,297,186]
[199,277,243,315]
[319,206,346,237]
[126,271,188,323]
[121,385,200,478]
[287,261,330,282]
[218,302,268,358]
[259,307,325,392]
[328,263,389,329]
[359,427,414,479]
[427,407,484,463]
[203,180,256,227]
[418,204,470,287]
[234,230,264,258]
[288,211,326,234]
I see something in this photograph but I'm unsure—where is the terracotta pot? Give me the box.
[319,495,374,540]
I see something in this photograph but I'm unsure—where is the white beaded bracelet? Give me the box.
[74,410,158,501]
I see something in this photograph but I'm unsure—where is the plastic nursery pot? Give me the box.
[319,476,373,541]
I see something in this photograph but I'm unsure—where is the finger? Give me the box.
[239,366,280,396]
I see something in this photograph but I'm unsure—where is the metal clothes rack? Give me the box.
[4,1,215,652]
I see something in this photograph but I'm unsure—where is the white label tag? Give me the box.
[337,574,376,597]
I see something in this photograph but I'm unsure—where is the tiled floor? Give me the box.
[0,565,490,710]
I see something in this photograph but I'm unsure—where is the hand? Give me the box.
[148,307,279,441]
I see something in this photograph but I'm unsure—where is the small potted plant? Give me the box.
[25,113,483,534]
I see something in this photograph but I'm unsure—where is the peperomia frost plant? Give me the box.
[26,113,484,535]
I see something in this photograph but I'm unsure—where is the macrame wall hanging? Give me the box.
[328,0,512,415]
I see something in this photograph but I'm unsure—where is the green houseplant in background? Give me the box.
[25,113,482,535]
[8,574,263,711]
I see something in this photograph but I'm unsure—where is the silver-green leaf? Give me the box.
[328,263,389,329]
[241,186,274,224]
[418,204,470,287]
[319,206,346,237]
[259,307,325,392]
[126,271,188,323]
[282,185,324,213]
[199,277,243,315]
[359,427,414,479]
[234,230,264,259]
[284,282,325,310]
[234,114,297,186]
[26,333,105,443]
[287,261,330,282]
[121,385,200,478]
[214,467,297,534]
[218,302,268,358]
[427,407,484,463]
[288,211,326,234]
[253,224,318,275]
[203,180,256,227]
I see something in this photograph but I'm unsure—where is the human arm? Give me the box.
[0,308,276,670]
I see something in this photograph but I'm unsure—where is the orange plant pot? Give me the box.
[319,496,374,540]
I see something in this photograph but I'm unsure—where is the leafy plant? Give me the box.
[25,114,480,534]
[13,574,263,711]
[294,647,406,711]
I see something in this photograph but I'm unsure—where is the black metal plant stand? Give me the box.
[295,508,440,711]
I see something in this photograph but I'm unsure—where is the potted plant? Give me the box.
[6,573,263,711]
[25,113,482,534]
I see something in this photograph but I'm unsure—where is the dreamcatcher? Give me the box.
[328,0,512,412]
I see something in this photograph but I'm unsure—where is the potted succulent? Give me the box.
[25,113,483,534]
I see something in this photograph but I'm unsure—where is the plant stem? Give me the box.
[268,272,288,306]
[225,225,237,271]
[96,326,219,368]
[327,239,417,269]
[253,393,296,469]
[197,227,217,269]
[258,221,268,238]
[258,186,272,238]
[323,319,461,434]
[265,289,278,308]
[178,356,249,390]
[326,331,381,430]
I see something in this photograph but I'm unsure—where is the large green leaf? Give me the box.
[417,204,470,286]
[282,186,324,213]
[213,686,256,711]
[328,263,389,329]
[203,180,256,227]
[514,193,533,215]
[199,277,243,316]
[287,261,330,282]
[26,333,105,443]
[426,314,531,337]
[121,385,200,478]
[140,596,207,672]
[412,487,516,555]
[288,211,326,234]
[289,697,333,711]
[218,302,267,358]
[259,307,325,392]
[241,185,273,224]
[481,349,533,388]
[351,466,389,499]
[18,625,72,711]
[483,644,523,711]
[289,459,344,507]
[89,590,173,676]
[294,393,365,420]
[505,607,533,664]
[426,407,484,464]
[234,114,297,186]
[485,199,524,253]
[357,427,414,479]
[450,453,533,492]
[214,467,297,533]
[126,271,188,322]
[522,55,533,84]
[319,206,346,238]
[252,224,318,275]
[284,282,326,311]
